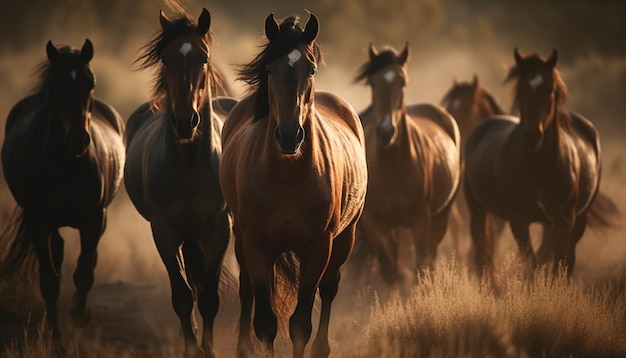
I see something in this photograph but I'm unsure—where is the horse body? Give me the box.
[123,8,235,357]
[356,44,460,287]
[464,49,603,278]
[220,14,367,358]
[0,39,125,340]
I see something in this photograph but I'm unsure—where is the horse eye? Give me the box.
[309,67,317,77]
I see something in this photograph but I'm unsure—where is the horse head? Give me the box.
[360,43,410,146]
[509,48,559,152]
[158,8,212,142]
[46,39,95,157]
[263,13,319,155]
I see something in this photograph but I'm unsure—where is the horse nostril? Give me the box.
[274,126,283,144]
[296,127,304,143]
[190,112,199,128]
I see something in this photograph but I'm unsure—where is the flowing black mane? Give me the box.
[238,16,323,121]
[134,13,221,111]
[355,47,404,83]
[506,53,569,115]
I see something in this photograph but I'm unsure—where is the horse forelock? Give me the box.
[506,54,569,119]
[238,15,322,121]
[134,15,217,112]
[355,48,405,84]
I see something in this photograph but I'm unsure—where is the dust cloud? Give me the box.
[0,0,624,354]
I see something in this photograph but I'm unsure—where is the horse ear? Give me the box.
[368,43,378,60]
[159,9,171,30]
[46,40,59,63]
[81,39,94,63]
[302,13,319,44]
[547,48,558,69]
[197,8,211,35]
[398,42,410,66]
[514,47,523,66]
[265,13,280,42]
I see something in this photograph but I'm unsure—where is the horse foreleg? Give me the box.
[311,223,356,358]
[360,217,401,286]
[234,225,254,358]
[466,190,493,281]
[509,220,536,280]
[152,223,202,357]
[290,237,332,358]
[197,211,231,358]
[71,209,105,328]
[31,222,64,340]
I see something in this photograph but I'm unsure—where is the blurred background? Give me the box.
[0,0,624,285]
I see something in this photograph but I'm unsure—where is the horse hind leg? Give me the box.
[551,215,586,277]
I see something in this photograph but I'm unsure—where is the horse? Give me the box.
[440,75,506,267]
[0,39,125,341]
[464,48,615,280]
[354,43,461,288]
[219,13,368,358]
[124,8,237,357]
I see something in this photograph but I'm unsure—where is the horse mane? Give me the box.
[133,11,222,112]
[237,15,323,121]
[505,53,569,118]
[355,47,406,84]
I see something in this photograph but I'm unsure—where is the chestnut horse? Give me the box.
[124,8,237,357]
[464,48,614,279]
[220,14,367,358]
[356,43,460,287]
[440,75,506,265]
[0,39,125,341]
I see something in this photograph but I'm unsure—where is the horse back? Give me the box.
[314,91,366,145]
[406,103,460,147]
[569,111,601,163]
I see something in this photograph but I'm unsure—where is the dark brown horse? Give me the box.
[124,8,237,357]
[0,39,125,341]
[464,48,614,279]
[220,13,367,358]
[355,43,460,287]
[440,75,506,265]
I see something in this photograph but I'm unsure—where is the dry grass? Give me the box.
[351,256,626,358]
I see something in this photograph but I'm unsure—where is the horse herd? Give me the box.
[0,7,616,358]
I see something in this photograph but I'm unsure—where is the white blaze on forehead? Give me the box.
[179,42,193,56]
[529,74,543,90]
[383,70,396,83]
[70,70,77,80]
[287,49,302,67]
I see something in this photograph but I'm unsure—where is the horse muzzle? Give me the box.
[274,124,304,155]
[170,110,200,140]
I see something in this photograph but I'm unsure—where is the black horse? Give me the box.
[0,39,125,341]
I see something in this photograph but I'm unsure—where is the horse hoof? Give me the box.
[70,305,92,327]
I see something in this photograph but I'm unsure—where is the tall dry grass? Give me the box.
[349,256,626,358]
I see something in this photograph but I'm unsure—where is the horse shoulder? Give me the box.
[406,103,460,147]
[568,111,601,160]
[5,95,38,134]
[222,95,255,147]
[125,102,154,147]
[211,96,240,120]
[93,98,124,135]
[314,91,364,143]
